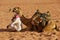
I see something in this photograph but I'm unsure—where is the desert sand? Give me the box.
[0,0,60,40]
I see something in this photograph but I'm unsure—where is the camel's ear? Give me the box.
[9,8,12,12]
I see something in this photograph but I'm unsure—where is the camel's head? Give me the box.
[9,7,21,13]
[12,7,21,13]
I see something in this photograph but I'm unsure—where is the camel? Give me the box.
[7,7,58,32]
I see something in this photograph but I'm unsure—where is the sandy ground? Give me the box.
[0,0,60,40]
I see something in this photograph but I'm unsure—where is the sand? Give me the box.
[0,0,60,40]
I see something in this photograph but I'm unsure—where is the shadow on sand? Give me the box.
[0,28,38,32]
[0,29,15,32]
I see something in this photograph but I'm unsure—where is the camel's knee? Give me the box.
[7,24,11,29]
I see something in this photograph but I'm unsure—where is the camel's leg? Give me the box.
[31,25,38,31]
